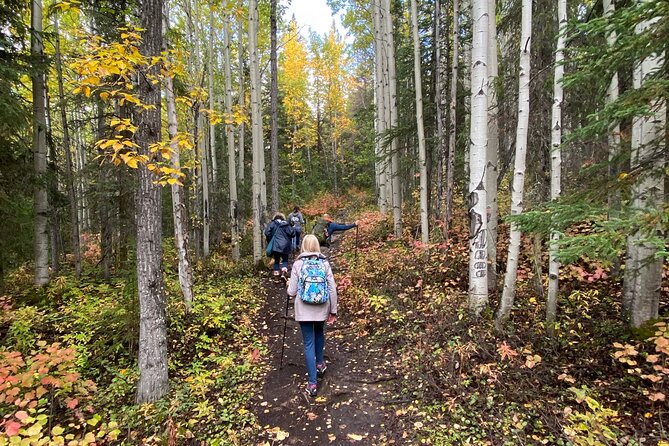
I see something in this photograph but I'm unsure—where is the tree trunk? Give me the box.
[164,7,194,310]
[496,0,532,327]
[486,0,499,291]
[445,0,459,241]
[270,0,279,214]
[208,7,218,187]
[624,18,665,327]
[237,15,246,185]
[249,0,264,262]
[410,0,429,244]
[382,0,402,237]
[373,0,388,214]
[224,15,240,261]
[604,0,621,219]
[31,0,49,286]
[467,0,489,316]
[546,0,566,336]
[54,16,82,278]
[135,0,168,403]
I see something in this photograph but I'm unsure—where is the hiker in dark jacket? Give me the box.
[264,213,295,276]
[288,206,306,251]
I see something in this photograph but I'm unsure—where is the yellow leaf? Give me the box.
[99,91,110,101]
[347,433,364,441]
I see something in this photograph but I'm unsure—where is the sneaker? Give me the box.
[306,383,317,397]
[272,270,280,276]
[280,267,288,275]
[316,363,327,377]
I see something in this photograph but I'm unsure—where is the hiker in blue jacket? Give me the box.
[264,213,295,276]
[323,214,359,244]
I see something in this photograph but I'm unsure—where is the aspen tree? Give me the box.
[546,0,566,336]
[604,0,621,217]
[31,0,49,286]
[373,0,388,214]
[208,4,218,186]
[237,15,245,184]
[468,0,489,315]
[410,0,429,244]
[270,0,279,213]
[224,15,240,261]
[623,14,665,328]
[382,0,402,237]
[249,0,264,262]
[496,0,532,326]
[164,7,194,309]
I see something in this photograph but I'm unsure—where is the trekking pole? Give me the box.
[279,286,290,369]
[354,225,359,262]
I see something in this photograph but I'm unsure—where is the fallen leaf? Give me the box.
[347,433,364,441]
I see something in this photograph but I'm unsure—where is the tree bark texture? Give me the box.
[208,6,218,187]
[546,0,566,336]
[373,0,388,214]
[224,16,240,261]
[32,0,49,286]
[604,0,621,219]
[467,0,489,316]
[270,0,280,214]
[410,0,429,244]
[249,0,264,262]
[445,0,459,241]
[496,0,532,327]
[135,0,168,403]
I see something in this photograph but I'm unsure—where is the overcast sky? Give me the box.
[284,0,345,38]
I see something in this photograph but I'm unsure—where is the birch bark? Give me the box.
[468,0,489,315]
[224,16,240,260]
[604,0,621,218]
[249,0,264,262]
[546,0,566,335]
[31,0,49,286]
[496,0,532,326]
[486,0,499,290]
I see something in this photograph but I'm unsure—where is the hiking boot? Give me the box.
[316,363,327,377]
[306,383,317,397]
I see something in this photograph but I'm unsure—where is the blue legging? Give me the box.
[326,222,356,239]
[299,321,325,385]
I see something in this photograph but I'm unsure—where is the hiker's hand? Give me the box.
[327,313,337,326]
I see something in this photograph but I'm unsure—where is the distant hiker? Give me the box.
[286,234,338,397]
[288,206,306,251]
[322,214,359,244]
[264,212,295,276]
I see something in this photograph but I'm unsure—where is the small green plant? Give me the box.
[563,386,621,446]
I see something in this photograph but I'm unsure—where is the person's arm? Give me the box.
[264,222,273,240]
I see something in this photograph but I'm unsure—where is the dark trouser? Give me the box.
[299,321,325,385]
[326,223,356,242]
[292,229,302,251]
[272,251,289,271]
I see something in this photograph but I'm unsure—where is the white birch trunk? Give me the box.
[200,113,210,257]
[604,0,621,217]
[496,0,532,326]
[164,8,194,310]
[546,0,566,335]
[249,0,264,262]
[208,7,218,186]
[486,0,499,290]
[237,16,245,184]
[467,0,489,315]
[462,0,471,181]
[31,0,49,286]
[373,0,388,214]
[624,17,665,327]
[410,0,429,244]
[445,0,459,241]
[224,16,240,261]
[382,0,402,237]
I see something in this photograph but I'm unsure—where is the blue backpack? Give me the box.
[297,257,330,304]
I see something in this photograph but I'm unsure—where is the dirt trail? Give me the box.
[254,244,403,445]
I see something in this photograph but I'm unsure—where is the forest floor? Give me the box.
[255,240,406,445]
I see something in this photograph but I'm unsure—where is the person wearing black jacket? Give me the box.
[264,213,295,276]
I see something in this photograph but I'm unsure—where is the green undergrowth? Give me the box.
[0,252,266,445]
[335,210,667,445]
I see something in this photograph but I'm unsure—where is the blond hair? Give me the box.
[301,234,321,253]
